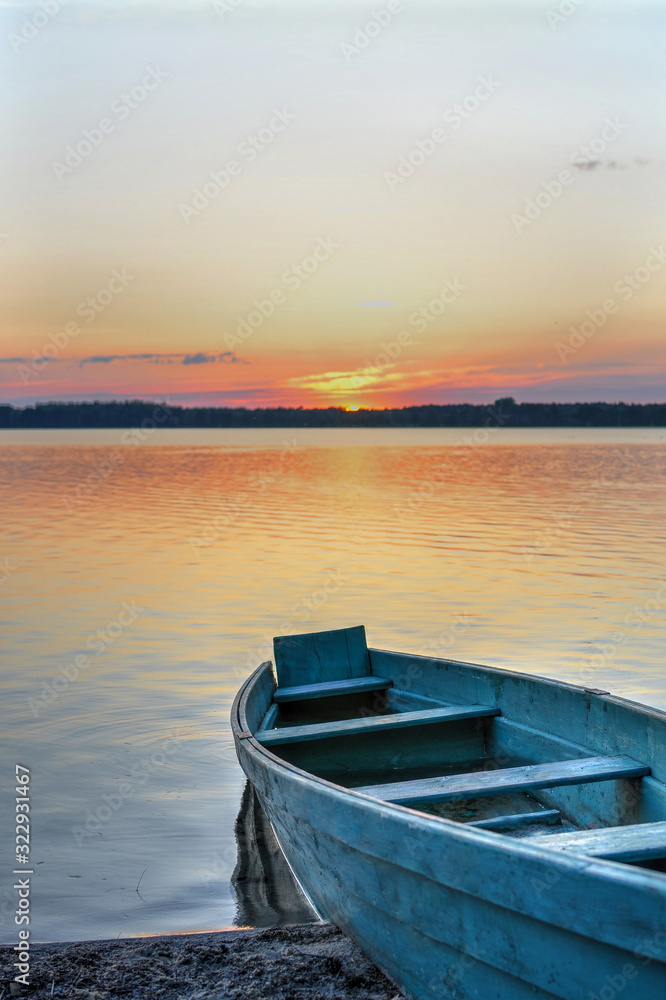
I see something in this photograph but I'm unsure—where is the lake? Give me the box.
[1,427,665,943]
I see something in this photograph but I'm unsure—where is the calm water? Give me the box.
[1,427,666,943]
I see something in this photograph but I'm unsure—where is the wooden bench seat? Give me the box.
[355,756,650,805]
[469,809,561,831]
[527,820,666,862]
[273,676,391,704]
[256,705,500,747]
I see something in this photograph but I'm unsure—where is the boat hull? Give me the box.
[233,657,666,1000]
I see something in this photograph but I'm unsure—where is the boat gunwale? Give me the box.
[369,647,666,726]
[231,647,666,994]
[233,673,666,968]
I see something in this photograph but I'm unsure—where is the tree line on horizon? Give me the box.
[1,398,665,428]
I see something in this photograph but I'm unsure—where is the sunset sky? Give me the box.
[2,0,665,409]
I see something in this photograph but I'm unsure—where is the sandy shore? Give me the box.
[0,923,405,999]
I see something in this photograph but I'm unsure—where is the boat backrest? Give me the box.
[273,625,370,689]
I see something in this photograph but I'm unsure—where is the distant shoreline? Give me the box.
[2,398,666,428]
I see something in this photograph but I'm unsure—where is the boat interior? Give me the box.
[252,626,666,875]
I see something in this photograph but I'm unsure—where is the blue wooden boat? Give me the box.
[232,625,666,999]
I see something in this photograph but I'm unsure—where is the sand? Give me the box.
[0,923,405,999]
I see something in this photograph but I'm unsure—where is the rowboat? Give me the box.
[231,625,666,999]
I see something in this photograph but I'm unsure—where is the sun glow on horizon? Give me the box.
[2,4,665,409]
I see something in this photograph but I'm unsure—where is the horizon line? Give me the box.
[4,398,666,412]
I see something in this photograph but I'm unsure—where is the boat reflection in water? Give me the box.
[232,781,318,927]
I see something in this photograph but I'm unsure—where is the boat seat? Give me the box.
[527,820,666,862]
[273,676,391,704]
[273,624,373,689]
[256,704,499,746]
[469,809,561,831]
[356,755,651,805]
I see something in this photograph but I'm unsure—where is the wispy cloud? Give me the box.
[182,351,243,365]
[286,356,661,402]
[80,351,247,366]
[572,157,659,171]
[287,366,405,395]
[0,351,248,366]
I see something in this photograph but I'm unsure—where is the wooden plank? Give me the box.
[256,705,500,746]
[368,647,666,784]
[355,755,651,804]
[528,820,666,862]
[276,716,488,777]
[273,625,370,688]
[469,809,561,831]
[274,675,390,704]
[484,717,639,830]
[257,703,279,732]
[387,688,452,712]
